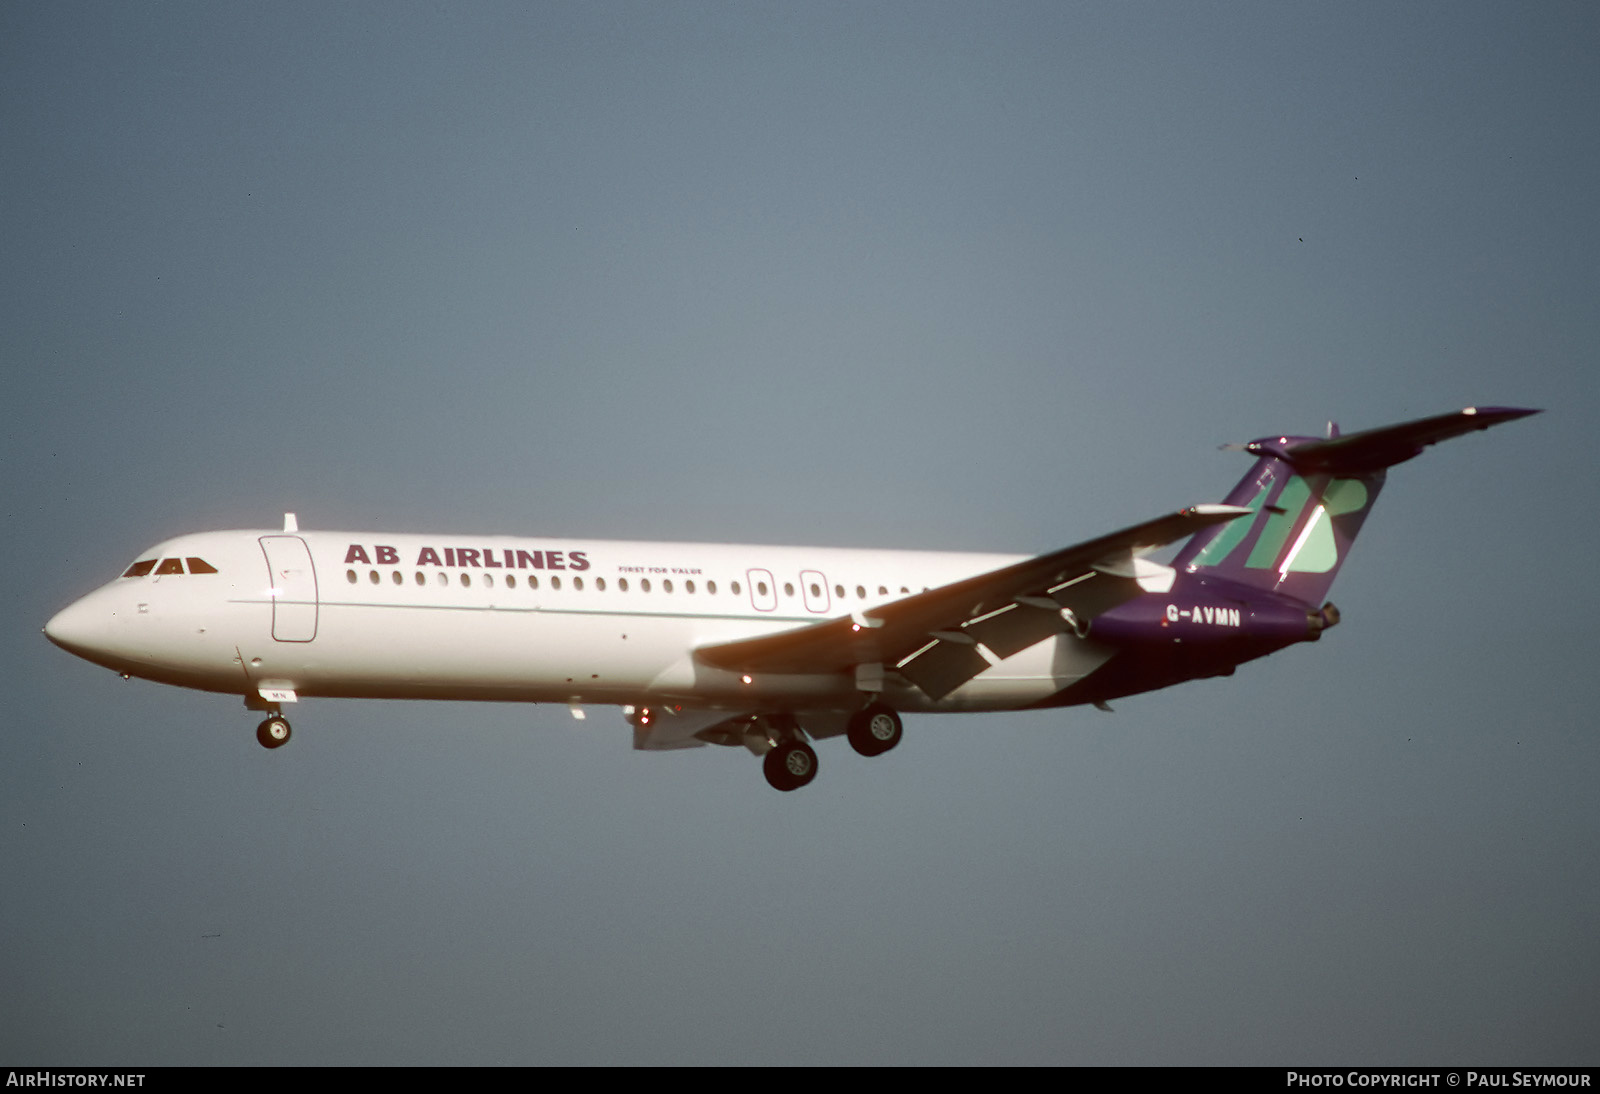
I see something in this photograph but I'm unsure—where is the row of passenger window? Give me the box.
[121,557,219,577]
[342,569,917,599]
[119,555,921,600]
[344,569,697,593]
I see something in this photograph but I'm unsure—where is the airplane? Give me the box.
[44,406,1536,792]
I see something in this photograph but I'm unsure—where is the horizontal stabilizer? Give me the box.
[1180,405,1540,605]
[1240,406,1540,473]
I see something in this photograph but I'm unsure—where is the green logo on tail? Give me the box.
[1196,475,1370,574]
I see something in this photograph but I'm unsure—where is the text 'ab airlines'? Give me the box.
[46,407,1536,792]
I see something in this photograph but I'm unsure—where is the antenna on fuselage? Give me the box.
[283,513,298,533]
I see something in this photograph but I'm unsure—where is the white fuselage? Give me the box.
[45,529,1117,718]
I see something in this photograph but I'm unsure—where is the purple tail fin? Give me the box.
[1172,458,1385,607]
[1172,407,1539,607]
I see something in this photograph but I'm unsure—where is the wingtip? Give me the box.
[1461,406,1542,422]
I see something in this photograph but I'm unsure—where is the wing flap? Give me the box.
[961,600,1070,660]
[895,637,995,700]
[958,566,1135,659]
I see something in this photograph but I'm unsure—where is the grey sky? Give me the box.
[3,1,1596,1064]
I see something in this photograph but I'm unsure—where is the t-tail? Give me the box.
[1172,406,1541,609]
[1065,406,1539,707]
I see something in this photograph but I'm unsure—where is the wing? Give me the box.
[694,504,1251,701]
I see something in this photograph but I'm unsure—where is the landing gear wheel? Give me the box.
[847,703,902,757]
[256,716,292,749]
[763,739,818,792]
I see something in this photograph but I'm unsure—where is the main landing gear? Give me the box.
[256,715,292,749]
[763,737,818,792]
[760,703,905,792]
[846,702,903,758]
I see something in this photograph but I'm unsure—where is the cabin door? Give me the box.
[259,535,319,642]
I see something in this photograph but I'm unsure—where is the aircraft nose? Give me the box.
[44,595,108,658]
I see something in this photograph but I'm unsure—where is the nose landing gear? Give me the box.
[256,716,292,749]
[245,686,296,751]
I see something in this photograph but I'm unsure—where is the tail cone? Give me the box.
[1306,601,1341,638]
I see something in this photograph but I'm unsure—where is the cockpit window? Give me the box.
[121,556,219,577]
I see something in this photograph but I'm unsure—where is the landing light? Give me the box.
[742,675,753,684]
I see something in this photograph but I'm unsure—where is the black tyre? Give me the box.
[847,703,902,757]
[256,717,292,749]
[763,739,818,791]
